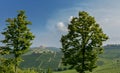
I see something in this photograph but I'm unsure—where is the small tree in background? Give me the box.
[1,10,35,73]
[61,11,108,73]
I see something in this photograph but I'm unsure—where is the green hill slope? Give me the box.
[17,44,120,73]
[20,47,62,70]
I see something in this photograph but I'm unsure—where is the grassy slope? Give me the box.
[54,70,77,73]
[54,61,120,73]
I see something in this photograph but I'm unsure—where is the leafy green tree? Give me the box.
[60,11,108,73]
[0,58,14,73]
[1,10,35,73]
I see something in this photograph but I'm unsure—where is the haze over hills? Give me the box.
[31,45,61,52]
[104,44,120,49]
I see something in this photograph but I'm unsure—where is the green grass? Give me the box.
[54,70,77,73]
[54,63,120,73]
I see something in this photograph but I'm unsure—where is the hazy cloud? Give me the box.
[56,22,68,32]
[68,16,73,21]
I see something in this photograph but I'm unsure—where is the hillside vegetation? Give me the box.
[20,47,62,71]
[19,45,120,73]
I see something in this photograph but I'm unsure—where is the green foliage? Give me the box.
[0,65,38,73]
[0,59,14,73]
[60,11,108,73]
[0,10,35,73]
[23,68,38,73]
[47,68,53,73]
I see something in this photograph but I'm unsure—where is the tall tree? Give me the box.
[60,11,108,73]
[1,10,35,73]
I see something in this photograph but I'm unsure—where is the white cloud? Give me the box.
[68,16,73,21]
[56,22,68,32]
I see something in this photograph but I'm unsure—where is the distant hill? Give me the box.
[104,44,120,49]
[18,44,120,72]
[20,47,62,71]
[46,47,61,52]
[30,47,60,52]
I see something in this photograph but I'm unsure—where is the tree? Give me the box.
[60,11,108,73]
[1,10,35,73]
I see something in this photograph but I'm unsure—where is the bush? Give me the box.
[23,68,38,73]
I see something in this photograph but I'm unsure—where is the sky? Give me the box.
[0,0,120,48]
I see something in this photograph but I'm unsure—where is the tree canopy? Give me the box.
[60,11,108,73]
[0,10,35,73]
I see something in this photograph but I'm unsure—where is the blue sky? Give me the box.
[0,0,120,47]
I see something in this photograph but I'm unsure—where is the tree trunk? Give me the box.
[15,63,17,73]
[14,57,17,73]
